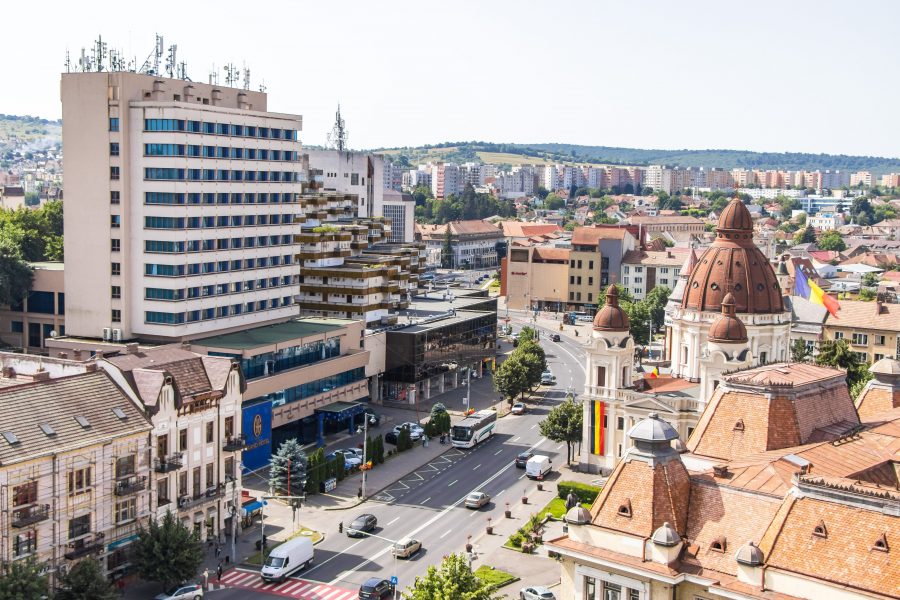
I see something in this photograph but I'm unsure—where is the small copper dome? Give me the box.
[593,285,630,331]
[682,198,783,314]
[708,293,748,343]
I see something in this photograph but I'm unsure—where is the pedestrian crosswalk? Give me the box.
[218,568,357,599]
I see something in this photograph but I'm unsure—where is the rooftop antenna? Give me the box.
[165,44,177,78]
[177,60,189,81]
[243,67,251,90]
[208,63,219,85]
[78,47,91,73]
[258,79,267,93]
[224,63,238,86]
[154,34,163,76]
[327,103,349,152]
[64,49,71,73]
[93,35,108,71]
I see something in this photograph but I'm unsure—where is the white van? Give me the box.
[525,455,552,480]
[260,536,314,583]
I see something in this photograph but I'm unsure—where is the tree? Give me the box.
[494,354,529,403]
[791,338,812,363]
[397,427,412,452]
[0,234,33,305]
[539,399,583,465]
[861,272,880,288]
[859,288,877,301]
[403,552,499,600]
[544,193,565,210]
[0,557,49,600]
[133,511,204,588]
[794,226,817,245]
[56,558,118,600]
[23,191,40,207]
[815,339,871,396]
[441,227,454,269]
[644,286,672,332]
[517,346,546,390]
[518,326,538,344]
[269,439,307,495]
[818,230,847,251]
[373,435,385,464]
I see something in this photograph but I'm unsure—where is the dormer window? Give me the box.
[813,520,828,538]
[873,533,889,553]
[710,537,727,553]
[617,499,632,518]
[733,419,745,431]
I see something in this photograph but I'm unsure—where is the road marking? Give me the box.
[513,436,521,442]
[440,529,452,538]
[530,424,537,429]
[327,436,549,586]
[422,497,431,504]
[387,516,400,526]
[472,463,481,470]
[519,473,526,479]
[557,444,565,450]
[494,449,503,455]
[496,488,505,497]
[448,479,458,487]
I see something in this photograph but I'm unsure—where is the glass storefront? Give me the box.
[211,337,339,379]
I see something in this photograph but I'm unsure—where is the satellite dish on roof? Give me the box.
[50,330,58,338]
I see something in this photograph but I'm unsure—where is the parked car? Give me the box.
[358,578,394,599]
[515,450,534,468]
[540,372,556,385]
[401,421,425,435]
[260,536,314,582]
[511,403,527,415]
[342,448,364,461]
[520,585,556,600]
[465,491,491,509]
[391,536,422,559]
[550,334,561,342]
[328,452,361,469]
[348,514,378,537]
[393,424,422,441]
[384,431,399,445]
[155,584,203,600]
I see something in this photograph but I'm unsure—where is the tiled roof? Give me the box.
[571,226,628,245]
[498,221,562,238]
[723,362,842,387]
[0,370,150,465]
[621,249,687,267]
[628,215,703,225]
[826,299,900,332]
[532,247,569,261]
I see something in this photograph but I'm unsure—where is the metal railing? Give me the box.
[64,534,105,560]
[11,504,50,528]
[153,454,183,473]
[114,475,147,496]
[222,434,247,452]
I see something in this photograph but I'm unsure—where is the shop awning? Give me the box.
[314,401,365,422]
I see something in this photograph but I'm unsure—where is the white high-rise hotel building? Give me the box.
[61,72,305,342]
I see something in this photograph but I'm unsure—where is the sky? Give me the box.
[4,0,900,157]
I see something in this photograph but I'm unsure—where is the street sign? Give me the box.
[390,576,398,585]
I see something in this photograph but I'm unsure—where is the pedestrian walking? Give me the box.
[215,543,221,559]
[202,568,210,590]
[216,561,223,581]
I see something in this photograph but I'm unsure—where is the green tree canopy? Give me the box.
[270,439,308,495]
[544,193,565,210]
[441,227,454,269]
[817,230,847,251]
[0,234,33,306]
[402,553,499,600]
[815,339,871,398]
[0,557,49,600]
[539,399,584,465]
[494,354,530,403]
[790,338,812,363]
[794,226,817,245]
[56,558,118,600]
[133,511,204,588]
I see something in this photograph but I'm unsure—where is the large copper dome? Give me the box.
[593,285,630,331]
[682,198,783,314]
[708,293,748,343]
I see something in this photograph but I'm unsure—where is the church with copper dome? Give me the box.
[580,197,792,474]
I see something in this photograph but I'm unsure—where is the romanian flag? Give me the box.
[795,268,840,318]
[650,367,659,378]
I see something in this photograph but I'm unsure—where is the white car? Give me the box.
[341,448,364,460]
[520,586,556,600]
[540,372,556,385]
[511,403,527,415]
[155,583,203,600]
[393,424,423,440]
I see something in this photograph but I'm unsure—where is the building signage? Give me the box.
[241,401,273,473]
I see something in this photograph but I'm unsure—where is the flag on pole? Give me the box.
[650,367,659,378]
[794,268,840,318]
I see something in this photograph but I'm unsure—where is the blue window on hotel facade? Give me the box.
[244,368,365,408]
[211,338,340,380]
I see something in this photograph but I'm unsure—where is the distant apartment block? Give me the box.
[431,163,461,199]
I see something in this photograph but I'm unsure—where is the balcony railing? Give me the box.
[11,504,50,528]
[115,475,147,496]
[64,534,105,560]
[153,454,183,473]
[222,434,247,452]
[177,485,225,510]
[584,385,703,413]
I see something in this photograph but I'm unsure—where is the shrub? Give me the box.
[508,532,524,548]
[557,480,602,504]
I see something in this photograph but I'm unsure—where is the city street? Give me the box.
[211,315,587,598]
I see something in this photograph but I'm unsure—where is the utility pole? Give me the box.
[357,415,376,500]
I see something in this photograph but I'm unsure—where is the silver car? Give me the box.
[465,491,491,509]
[520,586,556,600]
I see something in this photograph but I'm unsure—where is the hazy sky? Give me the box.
[4,0,899,157]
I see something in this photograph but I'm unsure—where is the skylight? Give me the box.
[39,422,56,436]
[2,431,19,444]
[112,407,127,420]
[74,415,91,429]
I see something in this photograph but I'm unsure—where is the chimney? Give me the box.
[31,370,50,382]
[125,342,140,354]
[1,366,13,378]
[876,300,884,315]
[84,363,97,373]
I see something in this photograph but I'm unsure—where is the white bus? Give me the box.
[451,409,498,448]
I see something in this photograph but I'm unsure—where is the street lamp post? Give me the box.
[357,415,377,500]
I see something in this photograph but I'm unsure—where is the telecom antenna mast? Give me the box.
[327,104,349,152]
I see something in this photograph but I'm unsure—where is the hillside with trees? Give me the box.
[374,141,900,174]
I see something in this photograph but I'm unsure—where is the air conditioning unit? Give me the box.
[112,329,123,342]
[102,328,112,341]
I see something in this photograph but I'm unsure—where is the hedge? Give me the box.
[557,480,602,504]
